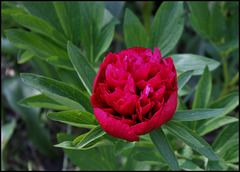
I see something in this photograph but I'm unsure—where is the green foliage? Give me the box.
[164,121,219,161]
[208,92,239,117]
[11,13,67,47]
[73,126,106,149]
[132,151,165,165]
[1,119,16,151]
[172,108,225,121]
[18,94,71,110]
[123,1,184,57]
[177,70,194,91]
[57,133,114,170]
[197,116,238,136]
[1,119,16,171]
[67,42,96,95]
[2,77,58,158]
[188,1,239,50]
[171,54,220,75]
[178,159,204,171]
[17,50,34,64]
[193,66,212,109]
[47,110,98,128]
[6,29,68,60]
[2,1,239,171]
[123,8,148,48]
[113,139,135,156]
[149,127,180,171]
[149,1,184,56]
[188,1,210,39]
[53,1,81,45]
[20,73,92,112]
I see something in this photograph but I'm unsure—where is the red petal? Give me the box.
[94,108,139,142]
[131,90,178,135]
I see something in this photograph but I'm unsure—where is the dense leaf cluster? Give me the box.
[1,1,239,171]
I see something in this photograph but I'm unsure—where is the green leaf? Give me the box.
[172,108,225,121]
[1,119,16,151]
[53,1,81,45]
[212,122,238,151]
[54,141,75,149]
[170,54,220,75]
[73,126,106,149]
[104,2,125,19]
[17,50,34,64]
[57,133,113,170]
[6,29,68,60]
[208,92,239,117]
[149,1,184,56]
[54,139,112,151]
[149,127,180,171]
[206,159,228,171]
[123,8,148,48]
[94,22,115,62]
[196,92,239,134]
[216,134,239,157]
[177,95,188,110]
[46,56,74,70]
[134,164,152,171]
[48,110,98,128]
[164,121,219,160]
[178,85,192,97]
[20,73,93,112]
[11,14,67,48]
[224,3,239,44]
[179,145,193,160]
[81,137,112,151]
[67,42,96,95]
[134,141,155,150]
[193,66,212,109]
[215,38,239,54]
[1,119,16,171]
[102,8,120,27]
[178,159,204,171]
[1,6,26,16]
[188,1,210,38]
[132,151,165,165]
[2,77,58,158]
[79,1,105,63]
[55,67,87,91]
[29,57,57,79]
[21,1,64,33]
[209,2,226,43]
[56,139,112,151]
[223,144,239,162]
[18,94,70,110]
[196,116,238,136]
[177,70,194,91]
[113,139,135,156]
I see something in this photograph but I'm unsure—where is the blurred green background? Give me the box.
[1,1,239,170]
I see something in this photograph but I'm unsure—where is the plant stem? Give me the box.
[230,72,239,87]
[141,1,154,36]
[114,32,125,43]
[227,163,239,170]
[222,59,229,87]
[1,151,4,171]
[27,161,32,171]
[62,125,72,171]
[219,51,230,97]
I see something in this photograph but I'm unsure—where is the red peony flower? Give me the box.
[90,47,178,142]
